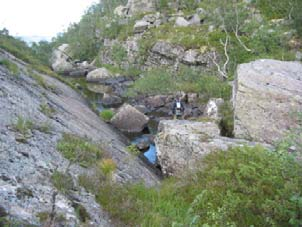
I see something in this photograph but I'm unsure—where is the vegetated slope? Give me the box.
[80,146,302,226]
[31,1,302,226]
[0,47,159,226]
[28,0,302,122]
[42,0,301,78]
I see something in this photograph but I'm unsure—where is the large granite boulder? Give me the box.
[86,68,112,82]
[111,104,149,133]
[102,93,123,107]
[233,59,302,144]
[50,44,95,76]
[50,44,74,73]
[155,120,270,176]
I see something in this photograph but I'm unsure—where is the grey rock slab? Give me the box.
[233,59,302,144]
[0,49,159,226]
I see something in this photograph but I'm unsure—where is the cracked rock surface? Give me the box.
[0,49,159,226]
[233,59,302,144]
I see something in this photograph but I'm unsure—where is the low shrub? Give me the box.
[111,44,127,66]
[56,133,103,167]
[254,0,292,20]
[100,109,115,122]
[98,159,116,177]
[95,146,302,226]
[219,101,234,137]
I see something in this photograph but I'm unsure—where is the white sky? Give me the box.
[0,0,97,39]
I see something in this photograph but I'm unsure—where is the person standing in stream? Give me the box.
[172,97,185,119]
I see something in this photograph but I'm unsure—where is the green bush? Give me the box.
[96,146,302,227]
[56,133,103,167]
[292,1,302,37]
[178,146,302,227]
[99,109,115,122]
[219,101,234,137]
[254,0,292,19]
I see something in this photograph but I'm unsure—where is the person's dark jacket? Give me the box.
[172,100,184,115]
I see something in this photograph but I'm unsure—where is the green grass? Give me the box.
[36,121,52,134]
[98,159,116,177]
[254,0,292,20]
[99,64,142,77]
[127,68,176,97]
[28,70,57,92]
[126,144,140,156]
[128,67,231,103]
[51,171,74,194]
[12,116,53,142]
[40,103,56,118]
[56,133,103,167]
[99,109,115,122]
[0,59,19,76]
[12,116,34,143]
[92,146,302,226]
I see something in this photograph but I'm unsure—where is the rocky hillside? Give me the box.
[0,48,159,226]
[35,0,302,135]
[1,0,302,226]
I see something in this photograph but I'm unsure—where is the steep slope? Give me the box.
[0,48,159,226]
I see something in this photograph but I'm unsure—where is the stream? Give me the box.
[83,84,161,167]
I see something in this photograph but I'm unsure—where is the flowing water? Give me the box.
[69,77,163,167]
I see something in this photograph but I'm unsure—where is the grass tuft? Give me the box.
[56,133,103,167]
[0,59,19,76]
[99,109,115,122]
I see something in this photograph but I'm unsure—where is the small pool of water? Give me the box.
[131,135,157,165]
[143,144,157,164]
